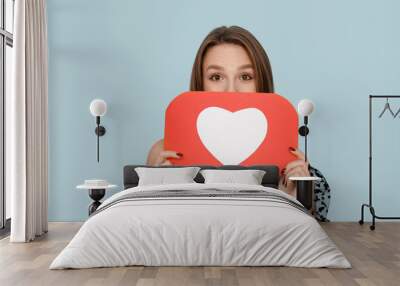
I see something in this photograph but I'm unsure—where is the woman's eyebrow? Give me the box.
[206,64,254,71]
[239,64,254,69]
[206,65,223,71]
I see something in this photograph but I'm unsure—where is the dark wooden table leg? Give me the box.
[296,181,314,211]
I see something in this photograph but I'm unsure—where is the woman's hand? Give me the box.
[154,150,182,166]
[146,139,182,166]
[280,147,310,196]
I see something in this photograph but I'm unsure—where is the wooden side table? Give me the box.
[76,183,117,215]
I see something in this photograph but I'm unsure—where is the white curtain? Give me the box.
[8,0,48,242]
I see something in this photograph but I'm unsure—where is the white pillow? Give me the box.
[200,169,266,185]
[135,167,201,186]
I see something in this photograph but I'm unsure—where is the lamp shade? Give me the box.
[90,99,107,117]
[297,99,315,116]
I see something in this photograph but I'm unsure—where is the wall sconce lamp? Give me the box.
[89,99,107,162]
[297,99,315,162]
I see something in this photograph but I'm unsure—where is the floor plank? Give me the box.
[0,222,399,286]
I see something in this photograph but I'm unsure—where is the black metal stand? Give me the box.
[94,116,106,163]
[88,188,105,215]
[359,95,400,230]
[298,116,310,162]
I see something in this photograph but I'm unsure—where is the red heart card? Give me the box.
[164,91,298,171]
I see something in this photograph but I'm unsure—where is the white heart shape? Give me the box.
[196,107,268,165]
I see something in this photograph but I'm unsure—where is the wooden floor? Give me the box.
[0,222,399,286]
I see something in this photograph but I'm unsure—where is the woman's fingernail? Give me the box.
[289,147,295,152]
[177,153,183,157]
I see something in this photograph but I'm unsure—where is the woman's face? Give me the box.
[202,43,256,93]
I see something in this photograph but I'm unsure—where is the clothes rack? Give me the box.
[359,95,400,230]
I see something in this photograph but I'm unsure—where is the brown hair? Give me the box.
[190,25,274,93]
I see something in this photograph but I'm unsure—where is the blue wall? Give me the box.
[47,0,400,221]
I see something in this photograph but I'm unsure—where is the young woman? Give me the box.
[146,26,310,197]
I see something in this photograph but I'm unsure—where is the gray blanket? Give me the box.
[91,188,308,217]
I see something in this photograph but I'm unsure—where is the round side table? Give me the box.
[288,176,321,211]
[76,184,117,215]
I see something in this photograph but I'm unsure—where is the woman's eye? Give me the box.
[240,73,253,81]
[209,74,222,81]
